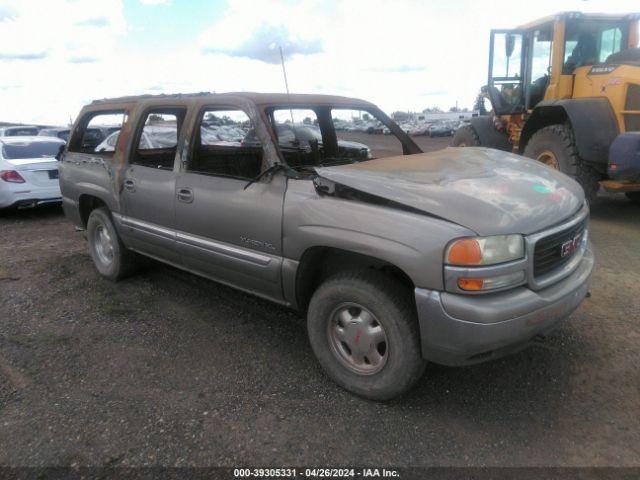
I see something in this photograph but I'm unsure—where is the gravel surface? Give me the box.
[0,136,639,467]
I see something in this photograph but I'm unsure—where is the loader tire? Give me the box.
[451,124,481,147]
[523,123,601,204]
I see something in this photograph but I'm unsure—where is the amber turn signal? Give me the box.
[457,278,484,291]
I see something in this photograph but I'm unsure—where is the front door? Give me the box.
[488,29,526,115]
[120,108,186,264]
[174,107,285,301]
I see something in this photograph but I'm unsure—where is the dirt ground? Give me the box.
[1,135,639,467]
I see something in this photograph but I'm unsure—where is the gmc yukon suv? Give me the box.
[59,93,594,400]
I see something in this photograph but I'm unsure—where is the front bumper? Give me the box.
[415,245,594,366]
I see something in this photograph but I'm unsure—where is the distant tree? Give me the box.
[303,117,312,125]
[362,113,371,121]
[148,114,163,122]
[422,106,443,114]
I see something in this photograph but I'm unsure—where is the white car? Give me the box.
[0,136,65,209]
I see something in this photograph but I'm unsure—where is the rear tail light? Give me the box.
[0,170,26,183]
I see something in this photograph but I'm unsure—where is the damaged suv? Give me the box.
[59,93,594,400]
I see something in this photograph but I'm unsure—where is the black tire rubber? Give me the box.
[523,123,601,204]
[307,270,426,401]
[451,124,481,147]
[86,207,140,281]
[626,192,640,203]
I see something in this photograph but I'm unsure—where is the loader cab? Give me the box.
[487,25,558,114]
[487,13,640,116]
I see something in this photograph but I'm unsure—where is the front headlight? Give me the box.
[445,234,524,266]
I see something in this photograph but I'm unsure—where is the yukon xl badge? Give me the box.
[240,236,276,251]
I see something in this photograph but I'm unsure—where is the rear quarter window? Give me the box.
[68,111,127,154]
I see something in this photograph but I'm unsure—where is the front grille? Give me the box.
[533,219,587,278]
[624,114,640,132]
[625,84,640,132]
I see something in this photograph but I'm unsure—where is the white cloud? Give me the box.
[1,0,639,124]
[203,23,323,64]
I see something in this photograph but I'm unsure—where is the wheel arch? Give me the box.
[78,193,110,227]
[293,246,415,313]
[520,98,619,164]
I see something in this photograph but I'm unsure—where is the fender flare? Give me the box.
[469,116,512,151]
[520,98,619,164]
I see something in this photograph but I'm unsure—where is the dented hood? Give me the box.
[315,147,585,236]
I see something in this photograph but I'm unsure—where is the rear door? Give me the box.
[119,108,187,263]
[174,106,285,301]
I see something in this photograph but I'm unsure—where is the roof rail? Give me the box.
[90,92,216,104]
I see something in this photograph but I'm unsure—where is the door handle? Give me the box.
[124,179,136,192]
[177,187,193,203]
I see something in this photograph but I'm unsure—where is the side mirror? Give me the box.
[505,34,515,57]
[55,144,65,161]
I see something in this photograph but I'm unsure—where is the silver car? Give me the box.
[0,136,65,209]
[59,93,594,400]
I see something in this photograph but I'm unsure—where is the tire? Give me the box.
[523,123,601,203]
[86,207,140,281]
[451,124,481,147]
[307,270,426,401]
[626,192,640,203]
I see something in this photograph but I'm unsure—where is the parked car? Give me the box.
[243,123,372,162]
[0,136,65,209]
[408,123,431,136]
[78,125,122,151]
[428,122,454,137]
[95,126,178,152]
[38,127,71,142]
[59,93,594,400]
[0,125,40,137]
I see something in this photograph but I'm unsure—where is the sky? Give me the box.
[0,0,638,125]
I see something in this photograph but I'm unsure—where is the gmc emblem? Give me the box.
[561,233,582,258]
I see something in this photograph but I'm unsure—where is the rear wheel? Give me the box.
[451,124,481,147]
[523,123,601,203]
[307,270,426,401]
[87,207,140,281]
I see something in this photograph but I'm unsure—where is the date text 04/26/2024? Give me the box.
[233,468,400,478]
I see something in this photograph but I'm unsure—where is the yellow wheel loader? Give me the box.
[452,12,640,203]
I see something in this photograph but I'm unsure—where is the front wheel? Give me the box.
[307,270,426,401]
